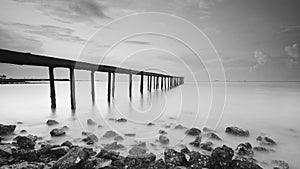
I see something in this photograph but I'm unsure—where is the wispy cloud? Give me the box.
[250,50,269,71]
[285,44,299,65]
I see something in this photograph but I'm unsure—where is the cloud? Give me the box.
[124,40,152,45]
[285,44,299,65]
[250,50,269,71]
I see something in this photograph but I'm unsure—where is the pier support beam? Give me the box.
[48,67,56,109]
[112,73,115,98]
[140,73,144,94]
[69,68,76,110]
[129,73,132,99]
[161,77,163,90]
[156,76,159,90]
[91,71,95,103]
[149,76,152,92]
[107,72,111,102]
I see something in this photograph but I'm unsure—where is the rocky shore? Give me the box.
[0,121,290,169]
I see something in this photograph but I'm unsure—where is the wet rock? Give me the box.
[253,146,274,153]
[180,146,190,154]
[159,135,169,144]
[211,145,234,169]
[82,134,98,145]
[114,135,124,141]
[235,142,254,156]
[0,144,12,156]
[13,148,39,162]
[61,141,72,148]
[135,141,146,147]
[15,134,38,149]
[51,147,91,169]
[174,124,187,129]
[164,148,188,168]
[0,124,16,135]
[46,119,59,126]
[189,135,202,147]
[231,158,263,169]
[50,128,66,137]
[128,146,147,155]
[185,128,201,136]
[50,146,70,157]
[188,151,211,168]
[124,133,136,137]
[116,118,127,122]
[272,160,289,169]
[104,142,125,150]
[256,136,276,146]
[147,122,155,126]
[87,119,97,125]
[124,152,156,168]
[19,129,27,133]
[149,158,166,169]
[200,141,213,151]
[103,130,118,138]
[158,130,167,135]
[0,161,45,169]
[96,149,124,161]
[225,126,250,137]
[204,132,222,141]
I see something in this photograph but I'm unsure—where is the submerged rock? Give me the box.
[211,145,234,169]
[128,146,147,155]
[203,127,215,132]
[225,126,250,137]
[103,130,118,138]
[174,124,187,129]
[272,160,289,169]
[256,136,276,146]
[158,130,167,135]
[116,118,127,122]
[235,142,254,156]
[87,119,97,125]
[203,132,222,141]
[82,134,99,145]
[147,122,155,126]
[46,119,59,126]
[200,141,213,151]
[189,135,202,147]
[50,128,66,137]
[0,124,16,135]
[124,133,136,137]
[114,135,124,141]
[104,142,125,150]
[253,146,274,153]
[159,135,169,144]
[164,148,188,168]
[185,128,201,136]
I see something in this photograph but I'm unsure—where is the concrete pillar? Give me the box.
[91,71,95,103]
[69,68,76,110]
[49,67,56,109]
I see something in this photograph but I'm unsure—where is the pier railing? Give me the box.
[0,49,184,109]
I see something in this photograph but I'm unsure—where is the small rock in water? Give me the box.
[82,134,99,145]
[180,146,190,154]
[16,121,23,124]
[115,118,127,122]
[211,145,234,168]
[272,160,289,169]
[159,135,170,144]
[128,146,147,155]
[203,132,222,141]
[189,135,202,147]
[256,136,276,146]
[185,128,201,136]
[174,124,187,129]
[225,126,250,137]
[62,126,69,131]
[203,127,215,132]
[253,146,274,153]
[19,129,27,133]
[158,129,167,135]
[50,128,66,137]
[200,141,213,151]
[98,125,103,128]
[235,142,254,156]
[104,142,125,150]
[46,119,59,126]
[15,134,37,149]
[124,133,136,137]
[114,135,124,141]
[87,119,97,125]
[147,122,155,126]
[103,130,119,138]
[82,131,92,136]
[164,148,188,168]
[0,124,16,135]
[61,140,73,148]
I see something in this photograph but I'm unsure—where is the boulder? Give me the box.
[50,146,70,157]
[225,126,249,137]
[50,128,66,137]
[159,135,169,144]
[231,158,263,169]
[253,146,274,153]
[0,161,45,169]
[189,135,202,147]
[235,142,253,156]
[256,136,276,146]
[124,152,156,168]
[211,145,234,169]
[164,148,188,168]
[0,144,12,156]
[15,134,38,149]
[114,135,124,141]
[188,151,211,168]
[103,130,118,138]
[46,119,59,126]
[185,128,201,136]
[200,141,213,151]
[272,160,289,169]
[61,141,72,148]
[128,146,147,155]
[96,149,124,161]
[82,134,98,145]
[180,146,190,154]
[0,124,16,135]
[104,142,125,150]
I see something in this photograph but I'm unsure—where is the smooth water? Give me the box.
[0,81,299,168]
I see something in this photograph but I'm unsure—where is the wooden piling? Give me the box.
[112,72,115,98]
[149,76,152,92]
[140,73,144,94]
[129,73,132,99]
[69,68,76,110]
[161,77,163,90]
[48,67,56,109]
[156,76,159,89]
[107,72,111,102]
[91,71,95,103]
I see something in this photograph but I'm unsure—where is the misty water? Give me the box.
[0,81,299,169]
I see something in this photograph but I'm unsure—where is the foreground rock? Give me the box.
[185,128,201,136]
[164,148,188,168]
[0,161,46,169]
[231,158,263,169]
[211,145,234,169]
[225,126,250,137]
[0,124,16,135]
[188,151,211,168]
[235,142,254,156]
[15,135,38,149]
[103,142,125,150]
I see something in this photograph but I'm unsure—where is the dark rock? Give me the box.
[256,136,276,146]
[174,124,187,129]
[61,141,72,148]
[116,118,127,122]
[272,160,289,169]
[0,161,45,169]
[211,145,234,169]
[128,146,147,155]
[62,126,69,131]
[51,147,91,169]
[50,146,70,157]
[232,158,263,169]
[164,125,171,129]
[87,119,97,125]
[50,128,66,137]
[135,141,146,147]
[96,149,124,161]
[235,142,254,156]
[159,135,169,144]
[0,124,16,135]
[189,135,202,147]
[103,130,118,138]
[19,129,27,133]
[16,121,23,124]
[124,133,136,137]
[180,146,190,154]
[225,126,249,137]
[124,152,156,168]
[82,131,92,136]
[188,151,211,168]
[82,134,98,145]
[104,142,125,150]
[158,130,167,135]
[0,144,12,156]
[114,135,124,141]
[203,127,215,132]
[200,141,213,151]
[185,128,201,136]
[204,132,222,141]
[253,146,274,153]
[13,148,39,162]
[46,119,59,126]
[147,122,155,126]
[164,148,188,168]
[98,125,103,128]
[15,134,38,149]
[149,158,166,169]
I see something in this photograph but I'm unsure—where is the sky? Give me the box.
[0,0,300,81]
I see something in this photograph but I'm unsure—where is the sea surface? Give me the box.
[0,81,299,169]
